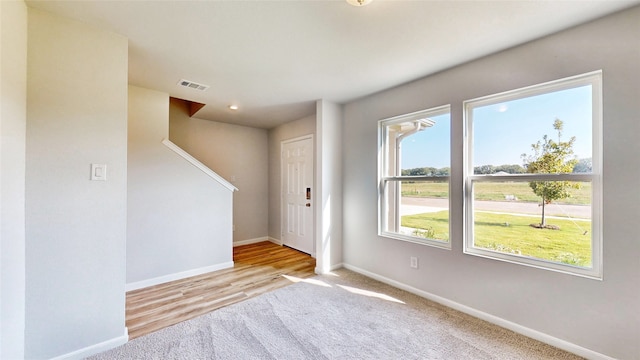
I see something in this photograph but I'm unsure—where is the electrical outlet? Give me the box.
[410,256,418,269]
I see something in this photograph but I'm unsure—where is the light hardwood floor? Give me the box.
[126,241,316,339]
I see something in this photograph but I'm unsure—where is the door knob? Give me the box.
[306,203,311,207]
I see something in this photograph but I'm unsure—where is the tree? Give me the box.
[573,157,592,173]
[474,164,495,174]
[402,166,449,176]
[495,164,525,174]
[521,119,579,228]
[435,167,450,176]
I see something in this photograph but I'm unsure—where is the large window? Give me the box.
[379,105,450,248]
[464,71,602,278]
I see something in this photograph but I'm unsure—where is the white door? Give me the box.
[281,136,314,255]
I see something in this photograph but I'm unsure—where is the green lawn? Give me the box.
[401,181,591,205]
[401,181,449,199]
[401,210,450,241]
[401,210,592,267]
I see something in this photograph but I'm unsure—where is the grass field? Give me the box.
[401,210,592,267]
[401,181,591,205]
[401,210,450,241]
[401,181,449,199]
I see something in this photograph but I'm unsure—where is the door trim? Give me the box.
[280,134,315,257]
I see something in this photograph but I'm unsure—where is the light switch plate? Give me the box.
[91,164,107,181]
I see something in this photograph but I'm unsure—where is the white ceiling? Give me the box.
[26,0,639,129]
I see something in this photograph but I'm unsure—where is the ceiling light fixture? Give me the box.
[229,105,239,110]
[346,0,372,6]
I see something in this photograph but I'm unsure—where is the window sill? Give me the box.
[379,231,451,250]
[464,247,602,280]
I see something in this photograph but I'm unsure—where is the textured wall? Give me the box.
[169,99,268,244]
[127,86,233,286]
[316,100,344,272]
[0,1,27,358]
[25,8,128,358]
[342,7,640,359]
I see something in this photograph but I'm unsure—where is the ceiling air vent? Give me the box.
[177,79,209,91]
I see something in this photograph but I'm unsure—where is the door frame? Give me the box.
[280,134,315,257]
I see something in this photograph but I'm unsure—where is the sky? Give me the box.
[401,113,450,169]
[401,85,592,170]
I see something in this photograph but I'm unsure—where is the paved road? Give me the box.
[401,197,591,219]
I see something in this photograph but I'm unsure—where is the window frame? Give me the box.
[378,105,452,249]
[463,71,603,279]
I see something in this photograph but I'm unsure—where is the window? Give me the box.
[379,105,451,248]
[464,71,602,278]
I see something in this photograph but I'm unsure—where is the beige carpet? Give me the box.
[88,269,582,359]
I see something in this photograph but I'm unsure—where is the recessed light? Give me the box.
[229,105,239,110]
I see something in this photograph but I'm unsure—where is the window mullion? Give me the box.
[470,174,593,182]
[384,175,450,182]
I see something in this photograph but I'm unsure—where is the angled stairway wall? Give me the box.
[168,98,269,245]
[127,85,236,290]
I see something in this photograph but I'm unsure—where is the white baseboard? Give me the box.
[316,262,343,274]
[233,237,282,247]
[50,327,128,360]
[342,263,615,360]
[126,262,234,291]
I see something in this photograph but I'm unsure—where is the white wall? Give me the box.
[268,115,316,241]
[25,8,128,359]
[169,99,269,244]
[127,86,234,287]
[342,7,640,359]
[0,1,27,358]
[316,100,343,272]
